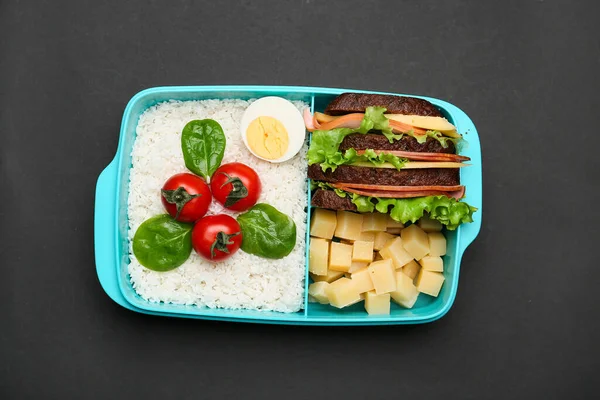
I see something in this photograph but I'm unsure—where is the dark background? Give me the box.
[1,0,598,398]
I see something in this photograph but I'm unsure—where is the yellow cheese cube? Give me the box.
[401,224,430,260]
[308,282,330,304]
[326,277,361,308]
[334,210,363,241]
[418,255,443,272]
[348,260,369,274]
[329,242,353,272]
[390,271,419,308]
[347,293,366,306]
[428,232,446,256]
[401,259,421,279]
[418,216,442,232]
[379,237,413,269]
[387,215,404,229]
[352,241,374,262]
[310,269,344,283]
[373,231,395,251]
[362,213,388,232]
[386,228,403,235]
[310,208,337,239]
[358,231,375,242]
[367,259,396,294]
[309,238,329,276]
[364,291,391,315]
[351,268,374,293]
[415,269,445,297]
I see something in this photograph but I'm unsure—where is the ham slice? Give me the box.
[305,110,427,134]
[332,183,466,200]
[355,149,470,162]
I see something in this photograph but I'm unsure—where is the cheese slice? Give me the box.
[386,114,460,137]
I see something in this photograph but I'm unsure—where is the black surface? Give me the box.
[1,0,599,398]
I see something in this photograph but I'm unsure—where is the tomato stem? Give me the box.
[210,231,240,259]
[161,186,200,219]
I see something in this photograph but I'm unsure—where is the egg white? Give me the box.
[239,96,306,163]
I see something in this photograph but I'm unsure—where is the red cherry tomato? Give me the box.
[210,162,261,212]
[161,173,212,223]
[192,215,242,262]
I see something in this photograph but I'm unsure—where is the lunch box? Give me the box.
[94,85,482,325]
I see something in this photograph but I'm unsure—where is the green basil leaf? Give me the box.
[132,214,193,271]
[181,119,226,180]
[237,203,296,259]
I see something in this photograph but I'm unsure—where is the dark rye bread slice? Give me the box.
[325,93,443,117]
[339,133,455,154]
[308,164,460,187]
[311,189,357,211]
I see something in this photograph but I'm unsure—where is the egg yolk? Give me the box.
[246,116,289,160]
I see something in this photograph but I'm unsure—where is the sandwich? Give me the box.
[304,93,476,230]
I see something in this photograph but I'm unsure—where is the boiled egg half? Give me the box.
[240,96,306,163]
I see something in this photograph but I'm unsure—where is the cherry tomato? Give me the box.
[210,162,261,212]
[192,215,242,262]
[161,173,212,223]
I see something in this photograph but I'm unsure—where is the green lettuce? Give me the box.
[316,148,408,172]
[352,193,476,230]
[311,181,476,230]
[307,106,462,171]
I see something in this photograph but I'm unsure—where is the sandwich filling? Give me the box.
[306,93,477,230]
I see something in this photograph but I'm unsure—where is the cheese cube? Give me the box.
[351,268,374,293]
[334,211,363,241]
[401,224,430,260]
[347,293,366,306]
[415,269,445,297]
[418,216,442,232]
[367,259,396,294]
[310,208,337,239]
[309,238,329,276]
[401,259,421,279]
[362,213,388,232]
[364,291,391,315]
[310,269,344,283]
[358,231,375,242]
[308,282,330,304]
[326,277,361,308]
[379,237,413,269]
[329,242,353,272]
[352,241,374,262]
[373,231,395,251]
[428,232,446,256]
[348,260,369,274]
[418,255,444,272]
[387,215,404,229]
[390,271,419,308]
[386,228,403,235]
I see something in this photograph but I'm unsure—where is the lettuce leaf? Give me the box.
[312,182,476,230]
[352,193,476,230]
[307,106,463,170]
[315,148,409,172]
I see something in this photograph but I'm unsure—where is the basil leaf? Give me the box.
[181,119,226,180]
[237,203,296,259]
[132,214,193,271]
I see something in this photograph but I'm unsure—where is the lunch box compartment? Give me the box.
[95,86,481,325]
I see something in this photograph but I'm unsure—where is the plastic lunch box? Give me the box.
[94,85,482,325]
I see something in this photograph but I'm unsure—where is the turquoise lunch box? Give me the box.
[94,85,482,325]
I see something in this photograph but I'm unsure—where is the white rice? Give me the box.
[127,99,308,313]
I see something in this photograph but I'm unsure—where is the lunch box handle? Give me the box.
[94,158,137,312]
